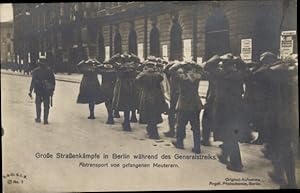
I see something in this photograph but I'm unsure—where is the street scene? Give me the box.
[1,1,299,192]
[1,71,280,191]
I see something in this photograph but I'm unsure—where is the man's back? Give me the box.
[31,66,55,96]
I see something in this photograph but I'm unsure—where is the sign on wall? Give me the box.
[162,45,168,61]
[183,39,192,61]
[240,38,252,62]
[280,30,296,59]
[138,43,144,62]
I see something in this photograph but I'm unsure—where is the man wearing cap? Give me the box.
[170,61,204,154]
[214,54,246,172]
[28,58,56,124]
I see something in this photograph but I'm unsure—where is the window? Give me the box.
[150,23,160,57]
[98,32,105,62]
[170,15,183,61]
[114,26,122,54]
[128,23,137,55]
[7,33,11,38]
[205,8,230,60]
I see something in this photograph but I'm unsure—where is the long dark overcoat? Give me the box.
[212,68,245,142]
[137,72,169,124]
[100,71,117,100]
[265,64,298,146]
[112,70,138,111]
[77,71,105,104]
[244,69,271,132]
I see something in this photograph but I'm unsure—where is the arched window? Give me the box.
[170,15,183,61]
[114,26,122,54]
[205,7,230,60]
[98,31,105,62]
[150,18,160,57]
[253,5,280,61]
[128,22,137,55]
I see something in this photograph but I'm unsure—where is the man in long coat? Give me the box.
[111,54,139,131]
[136,62,168,139]
[256,54,298,188]
[214,54,246,172]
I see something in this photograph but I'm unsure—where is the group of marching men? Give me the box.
[29,50,298,188]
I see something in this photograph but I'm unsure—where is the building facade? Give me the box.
[0,21,14,65]
[13,1,297,73]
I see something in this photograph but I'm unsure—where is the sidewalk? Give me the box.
[1,69,82,83]
[1,69,208,98]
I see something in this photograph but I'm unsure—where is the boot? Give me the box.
[36,103,41,123]
[192,131,201,154]
[105,103,114,124]
[171,140,184,149]
[217,154,228,165]
[122,122,132,132]
[226,163,243,172]
[88,103,95,119]
[88,112,95,119]
[44,108,49,125]
[149,126,160,139]
[106,116,114,124]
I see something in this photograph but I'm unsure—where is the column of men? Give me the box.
[28,52,298,188]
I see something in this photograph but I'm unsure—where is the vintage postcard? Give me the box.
[1,1,298,192]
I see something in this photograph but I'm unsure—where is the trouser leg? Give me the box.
[165,94,178,137]
[105,100,114,124]
[173,111,187,148]
[35,95,42,121]
[202,107,211,145]
[43,96,50,124]
[228,140,242,168]
[219,125,242,170]
[88,102,95,118]
[148,122,159,139]
[122,110,131,131]
[191,111,201,153]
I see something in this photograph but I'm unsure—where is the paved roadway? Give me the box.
[1,72,282,192]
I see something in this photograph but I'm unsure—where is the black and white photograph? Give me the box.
[1,1,299,192]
